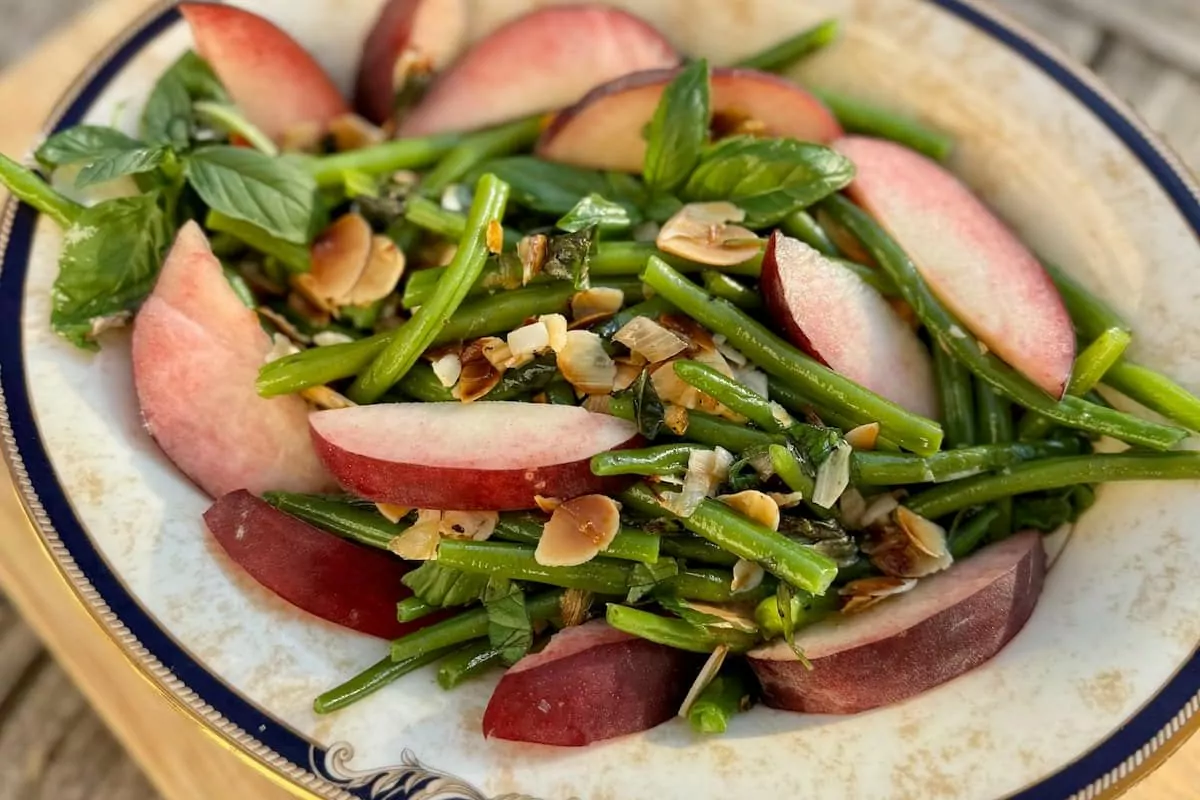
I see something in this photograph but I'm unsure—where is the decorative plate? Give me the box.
[2,1,1199,798]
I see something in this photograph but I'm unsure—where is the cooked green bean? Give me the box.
[933,343,976,448]
[754,590,837,638]
[608,397,783,453]
[688,671,752,734]
[257,332,389,397]
[437,639,505,690]
[308,133,462,187]
[262,492,402,549]
[391,590,563,662]
[593,241,762,277]
[436,541,633,593]
[766,377,858,431]
[659,567,775,603]
[702,271,762,310]
[851,438,1081,485]
[421,117,542,195]
[0,152,81,227]
[907,452,1200,519]
[605,604,759,653]
[1104,360,1200,433]
[402,255,538,308]
[809,89,954,161]
[590,444,709,476]
[397,597,436,623]
[674,360,783,431]
[658,537,740,568]
[315,646,456,713]
[781,209,842,257]
[768,444,815,498]
[620,484,838,595]
[1042,261,1128,340]
[489,515,661,564]
[405,195,522,248]
[948,507,1001,560]
[1019,328,1130,440]
[735,18,840,72]
[974,382,1014,538]
[821,195,1186,450]
[642,256,944,455]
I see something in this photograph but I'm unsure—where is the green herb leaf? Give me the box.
[657,596,757,632]
[35,126,144,170]
[774,582,812,667]
[557,193,632,233]
[788,423,842,467]
[643,59,711,194]
[184,146,317,244]
[74,146,170,189]
[401,562,490,607]
[627,556,679,603]
[474,156,613,215]
[727,445,771,492]
[542,225,597,290]
[51,194,171,350]
[682,136,855,227]
[617,369,665,440]
[1012,484,1097,532]
[342,169,380,199]
[141,50,229,149]
[484,577,533,665]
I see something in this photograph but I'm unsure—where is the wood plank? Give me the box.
[0,599,45,705]
[1043,0,1200,77]
[32,706,160,800]
[0,661,89,799]
[992,0,1105,64]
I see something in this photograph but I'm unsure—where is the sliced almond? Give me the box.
[507,320,551,357]
[860,492,900,529]
[376,503,411,524]
[656,202,761,267]
[329,113,386,152]
[295,213,373,312]
[540,313,568,352]
[300,385,356,410]
[895,507,951,560]
[845,422,881,451]
[258,307,310,346]
[560,588,594,627]
[839,576,917,614]
[613,316,688,363]
[535,495,622,566]
[731,558,765,593]
[486,219,504,254]
[613,360,643,392]
[388,510,442,560]
[659,314,718,355]
[769,491,805,509]
[517,234,548,284]
[453,339,504,402]
[678,645,729,718]
[534,495,563,514]
[718,490,780,531]
[439,510,499,541]
[663,404,690,435]
[477,336,513,369]
[345,235,406,306]
[862,507,952,579]
[432,352,462,388]
[570,287,625,327]
[558,330,617,394]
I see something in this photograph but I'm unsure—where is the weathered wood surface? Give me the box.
[0,0,1197,798]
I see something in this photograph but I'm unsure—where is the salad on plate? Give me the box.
[4,0,1200,748]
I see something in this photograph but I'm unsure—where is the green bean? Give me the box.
[674,360,781,431]
[809,89,954,161]
[688,671,752,734]
[658,537,740,568]
[398,355,559,403]
[349,174,510,402]
[0,152,82,228]
[437,639,505,690]
[702,271,762,310]
[404,195,522,248]
[421,117,542,196]
[754,591,837,638]
[907,452,1200,519]
[489,515,660,565]
[590,443,706,476]
[781,209,842,257]
[851,438,1081,485]
[834,258,900,297]
[643,256,944,455]
[397,597,436,623]
[262,492,402,549]
[194,101,278,156]
[659,568,775,603]
[1019,328,1131,440]
[821,195,1186,450]
[735,18,839,72]
[769,444,815,497]
[315,646,456,713]
[435,541,633,593]
[391,590,563,662]
[620,484,838,595]
[1042,261,1128,341]
[593,241,762,277]
[257,332,388,396]
[1105,360,1200,433]
[403,255,534,309]
[766,377,856,431]
[308,133,462,187]
[605,604,760,653]
[933,344,976,448]
[974,382,1014,538]
[223,267,256,308]
[607,397,781,453]
[545,378,577,405]
[948,508,1001,560]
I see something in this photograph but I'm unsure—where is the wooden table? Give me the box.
[0,0,1197,797]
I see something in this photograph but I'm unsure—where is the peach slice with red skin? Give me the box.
[355,0,469,124]
[761,231,938,418]
[748,529,1045,714]
[537,67,843,172]
[131,222,332,498]
[179,3,349,141]
[836,135,1075,398]
[309,402,642,510]
[396,5,678,136]
[482,620,701,746]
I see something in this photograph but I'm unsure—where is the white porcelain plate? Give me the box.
[2,1,1200,798]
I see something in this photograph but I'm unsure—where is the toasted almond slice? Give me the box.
[862,506,952,578]
[613,316,688,363]
[518,234,548,284]
[731,558,765,593]
[839,576,917,614]
[535,495,622,567]
[477,336,513,368]
[301,385,357,410]
[329,113,386,152]
[439,510,499,541]
[570,287,625,327]
[663,404,690,436]
[508,320,551,356]
[679,644,729,718]
[541,313,568,352]
[769,491,805,509]
[345,235,406,306]
[860,492,900,528]
[376,503,411,524]
[895,507,951,560]
[558,330,617,394]
[560,588,594,627]
[432,352,462,388]
[613,360,642,392]
[388,510,442,560]
[295,213,373,311]
[718,490,780,531]
[258,307,311,345]
[845,422,881,451]
[453,339,504,402]
[838,486,867,528]
[534,495,563,514]
[657,202,761,267]
[486,220,504,253]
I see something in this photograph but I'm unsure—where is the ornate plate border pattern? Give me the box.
[0,1,1197,799]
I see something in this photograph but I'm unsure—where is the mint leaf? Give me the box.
[484,578,532,665]
[627,557,679,603]
[75,146,169,189]
[557,193,632,233]
[643,59,711,194]
[402,562,489,607]
[141,50,229,148]
[1012,485,1096,532]
[36,126,144,170]
[474,156,613,215]
[614,368,665,441]
[51,194,171,350]
[184,146,316,244]
[682,136,855,227]
[542,225,596,290]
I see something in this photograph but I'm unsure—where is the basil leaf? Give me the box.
[683,136,855,227]
[75,146,170,189]
[36,126,144,170]
[51,194,171,350]
[557,193,632,233]
[643,59,711,194]
[774,583,812,666]
[542,225,596,290]
[184,146,316,244]
[1012,484,1096,532]
[615,369,665,440]
[402,562,489,607]
[484,577,533,665]
[627,556,679,603]
[141,50,229,148]
[474,156,613,215]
